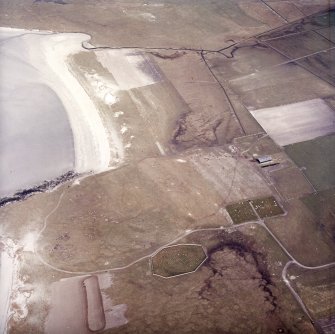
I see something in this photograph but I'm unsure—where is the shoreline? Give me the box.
[0,171,76,208]
[0,27,123,197]
[30,31,114,173]
[0,249,15,334]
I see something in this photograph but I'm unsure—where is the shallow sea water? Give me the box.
[0,31,75,197]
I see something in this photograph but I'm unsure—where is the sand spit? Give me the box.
[0,27,122,177]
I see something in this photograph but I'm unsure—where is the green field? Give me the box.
[251,196,284,218]
[151,244,206,278]
[285,134,335,191]
[227,196,284,223]
[226,201,258,224]
[302,188,335,217]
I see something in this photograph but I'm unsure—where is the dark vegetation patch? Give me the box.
[150,51,187,60]
[34,0,67,4]
[152,244,206,277]
[0,171,76,207]
[172,113,223,149]
[313,9,335,27]
[258,9,335,41]
[221,41,268,59]
[199,231,278,313]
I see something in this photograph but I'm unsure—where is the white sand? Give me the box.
[97,273,113,289]
[84,72,119,106]
[120,125,128,134]
[22,233,36,253]
[114,111,124,118]
[139,13,156,22]
[104,304,128,330]
[250,98,335,146]
[101,292,128,330]
[155,141,166,155]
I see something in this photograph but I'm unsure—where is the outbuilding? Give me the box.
[255,155,272,164]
